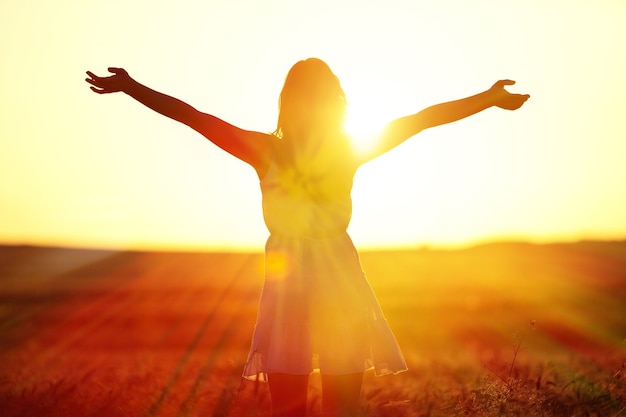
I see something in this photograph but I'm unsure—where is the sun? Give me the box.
[343,103,386,155]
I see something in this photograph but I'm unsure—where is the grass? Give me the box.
[0,241,625,416]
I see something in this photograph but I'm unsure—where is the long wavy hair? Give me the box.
[274,58,347,143]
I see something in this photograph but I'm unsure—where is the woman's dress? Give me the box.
[243,153,407,381]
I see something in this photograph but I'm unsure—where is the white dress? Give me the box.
[243,152,407,381]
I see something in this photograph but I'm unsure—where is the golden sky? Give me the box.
[1,0,625,251]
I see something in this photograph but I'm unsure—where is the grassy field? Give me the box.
[0,241,625,416]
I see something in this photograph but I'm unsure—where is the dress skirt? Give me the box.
[242,232,407,381]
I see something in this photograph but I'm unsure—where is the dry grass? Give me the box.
[0,241,625,416]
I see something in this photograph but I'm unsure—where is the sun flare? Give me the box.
[344,105,385,155]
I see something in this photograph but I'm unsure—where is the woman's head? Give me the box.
[275,58,346,140]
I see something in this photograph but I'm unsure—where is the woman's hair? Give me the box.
[274,58,347,141]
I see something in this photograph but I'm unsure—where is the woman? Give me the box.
[86,58,529,417]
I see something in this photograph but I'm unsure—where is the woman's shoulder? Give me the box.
[250,133,281,179]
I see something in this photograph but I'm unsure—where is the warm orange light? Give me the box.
[265,250,291,281]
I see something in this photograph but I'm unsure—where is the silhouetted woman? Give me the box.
[86,58,529,417]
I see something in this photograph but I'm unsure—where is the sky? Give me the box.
[1,0,625,251]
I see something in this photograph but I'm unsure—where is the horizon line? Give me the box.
[2,236,625,254]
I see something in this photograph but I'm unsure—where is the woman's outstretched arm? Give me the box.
[357,80,530,165]
[85,68,272,176]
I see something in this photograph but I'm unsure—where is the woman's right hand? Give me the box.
[488,80,530,111]
[85,67,131,94]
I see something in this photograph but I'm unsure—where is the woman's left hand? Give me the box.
[85,67,131,94]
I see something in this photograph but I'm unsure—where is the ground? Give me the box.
[0,241,625,416]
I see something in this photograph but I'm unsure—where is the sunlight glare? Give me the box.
[344,103,386,155]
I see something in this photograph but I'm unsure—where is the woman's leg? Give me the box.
[268,373,309,417]
[321,372,363,417]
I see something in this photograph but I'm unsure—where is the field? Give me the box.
[1,241,625,416]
